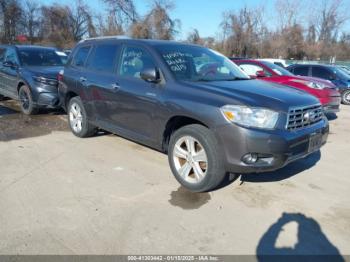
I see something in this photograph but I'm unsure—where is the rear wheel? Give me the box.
[67,96,96,138]
[168,124,226,192]
[342,89,350,105]
[18,85,38,115]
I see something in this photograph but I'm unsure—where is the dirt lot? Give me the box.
[0,99,349,257]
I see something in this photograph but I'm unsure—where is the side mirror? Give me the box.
[256,70,266,78]
[140,67,160,83]
[3,61,17,69]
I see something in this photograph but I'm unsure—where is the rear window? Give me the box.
[86,44,119,73]
[72,46,91,67]
[293,66,309,76]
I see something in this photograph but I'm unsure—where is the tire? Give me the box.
[67,96,96,138]
[18,85,38,115]
[341,89,350,105]
[168,124,226,192]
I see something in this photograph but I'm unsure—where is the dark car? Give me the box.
[287,64,350,105]
[0,45,63,114]
[59,37,329,192]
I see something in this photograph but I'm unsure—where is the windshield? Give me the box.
[157,45,250,81]
[260,61,293,76]
[18,48,63,66]
[332,66,350,80]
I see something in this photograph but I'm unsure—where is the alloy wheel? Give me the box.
[69,102,83,133]
[172,135,208,184]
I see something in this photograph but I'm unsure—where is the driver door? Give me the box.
[109,45,161,142]
[1,47,19,97]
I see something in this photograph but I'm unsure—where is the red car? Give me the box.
[232,59,341,113]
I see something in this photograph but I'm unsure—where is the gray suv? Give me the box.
[59,37,329,192]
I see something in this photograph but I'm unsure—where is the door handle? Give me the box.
[80,77,87,82]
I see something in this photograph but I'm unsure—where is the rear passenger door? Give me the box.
[83,43,120,123]
[64,45,92,111]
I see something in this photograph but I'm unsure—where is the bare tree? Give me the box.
[22,0,40,43]
[187,28,202,44]
[132,0,179,40]
[0,0,23,43]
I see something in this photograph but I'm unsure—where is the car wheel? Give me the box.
[168,124,226,192]
[18,85,38,115]
[68,96,96,138]
[342,89,350,105]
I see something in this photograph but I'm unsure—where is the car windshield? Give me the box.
[18,48,63,66]
[157,44,250,81]
[260,61,293,76]
[332,66,350,80]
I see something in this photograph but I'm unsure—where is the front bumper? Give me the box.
[214,118,329,174]
[32,84,60,108]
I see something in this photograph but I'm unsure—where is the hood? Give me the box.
[24,66,63,79]
[182,79,320,112]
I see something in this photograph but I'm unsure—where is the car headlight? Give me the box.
[290,79,326,89]
[220,105,279,129]
[33,76,58,86]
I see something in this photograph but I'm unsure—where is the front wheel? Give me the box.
[18,85,38,115]
[168,124,226,192]
[67,97,96,138]
[342,89,350,105]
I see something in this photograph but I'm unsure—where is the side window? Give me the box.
[119,46,156,79]
[293,66,309,76]
[239,63,272,77]
[312,66,333,80]
[72,46,91,67]
[5,48,18,64]
[0,48,6,63]
[86,44,119,73]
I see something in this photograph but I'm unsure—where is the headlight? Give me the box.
[220,105,279,129]
[290,79,326,89]
[33,76,58,86]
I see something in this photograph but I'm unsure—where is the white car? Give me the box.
[258,58,288,68]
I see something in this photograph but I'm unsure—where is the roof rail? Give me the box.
[79,35,131,43]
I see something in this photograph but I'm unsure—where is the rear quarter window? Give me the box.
[72,46,91,67]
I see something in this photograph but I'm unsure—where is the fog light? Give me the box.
[242,153,258,164]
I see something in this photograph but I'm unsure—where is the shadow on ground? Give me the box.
[256,212,344,262]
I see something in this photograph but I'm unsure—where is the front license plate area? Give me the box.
[308,133,322,153]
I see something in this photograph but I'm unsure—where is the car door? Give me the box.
[1,47,19,96]
[109,44,161,142]
[83,42,121,123]
[0,47,6,92]
[63,45,92,111]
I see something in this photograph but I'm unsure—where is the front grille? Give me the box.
[286,104,324,131]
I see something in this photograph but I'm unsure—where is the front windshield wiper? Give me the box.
[224,77,251,81]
